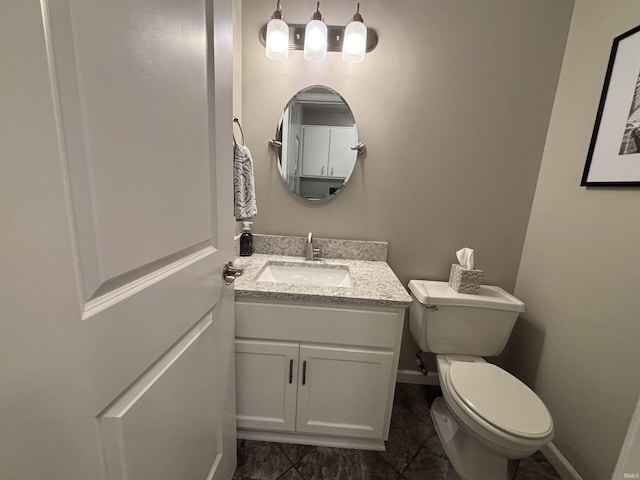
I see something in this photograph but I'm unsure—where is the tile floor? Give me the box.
[233,383,562,480]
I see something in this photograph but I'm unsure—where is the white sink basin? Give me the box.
[256,263,352,288]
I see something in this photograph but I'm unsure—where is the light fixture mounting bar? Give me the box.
[259,24,378,53]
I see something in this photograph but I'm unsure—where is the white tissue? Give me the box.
[456,248,475,270]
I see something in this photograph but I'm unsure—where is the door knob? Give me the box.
[223,261,243,286]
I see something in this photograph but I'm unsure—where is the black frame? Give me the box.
[581,24,640,187]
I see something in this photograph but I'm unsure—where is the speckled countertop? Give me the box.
[233,254,412,307]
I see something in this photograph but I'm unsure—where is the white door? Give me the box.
[296,345,394,439]
[0,1,236,480]
[235,340,299,432]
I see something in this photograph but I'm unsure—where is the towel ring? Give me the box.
[233,116,245,146]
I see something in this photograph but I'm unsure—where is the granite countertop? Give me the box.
[233,254,412,308]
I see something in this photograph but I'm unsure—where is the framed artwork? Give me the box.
[582,24,640,186]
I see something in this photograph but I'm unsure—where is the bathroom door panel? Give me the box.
[296,345,394,438]
[99,314,223,480]
[48,0,214,298]
[1,1,235,479]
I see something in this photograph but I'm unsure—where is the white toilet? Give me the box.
[408,280,553,480]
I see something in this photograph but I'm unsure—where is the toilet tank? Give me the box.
[408,280,525,357]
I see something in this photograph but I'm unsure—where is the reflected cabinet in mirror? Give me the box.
[275,85,358,201]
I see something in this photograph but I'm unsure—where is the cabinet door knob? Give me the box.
[321,166,324,176]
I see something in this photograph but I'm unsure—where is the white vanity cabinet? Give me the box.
[235,299,405,451]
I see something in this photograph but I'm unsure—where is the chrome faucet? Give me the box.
[305,232,322,261]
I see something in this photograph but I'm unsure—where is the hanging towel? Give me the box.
[233,143,258,220]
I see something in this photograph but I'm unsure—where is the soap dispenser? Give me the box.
[240,222,253,256]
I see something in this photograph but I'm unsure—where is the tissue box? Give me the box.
[448,264,484,294]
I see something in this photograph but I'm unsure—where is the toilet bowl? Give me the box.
[437,355,553,459]
[407,280,554,480]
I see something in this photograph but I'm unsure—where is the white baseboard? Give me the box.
[396,369,440,386]
[541,443,583,480]
[237,429,385,451]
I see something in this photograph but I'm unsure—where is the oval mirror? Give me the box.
[274,85,358,201]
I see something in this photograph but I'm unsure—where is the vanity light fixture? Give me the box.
[265,0,289,61]
[303,2,328,62]
[342,3,367,64]
[259,3,378,62]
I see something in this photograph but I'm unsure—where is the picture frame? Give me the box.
[581,24,640,186]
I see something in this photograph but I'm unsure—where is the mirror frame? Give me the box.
[273,85,359,203]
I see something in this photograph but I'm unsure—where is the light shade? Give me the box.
[266,17,289,60]
[303,3,327,62]
[304,20,327,62]
[342,20,367,63]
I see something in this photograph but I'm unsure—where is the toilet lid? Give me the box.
[448,362,553,439]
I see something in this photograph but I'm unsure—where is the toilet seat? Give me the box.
[448,361,553,440]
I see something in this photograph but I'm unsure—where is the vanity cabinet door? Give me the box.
[296,345,394,439]
[301,126,331,177]
[301,126,356,179]
[327,127,356,178]
[235,340,299,432]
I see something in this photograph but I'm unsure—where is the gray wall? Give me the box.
[508,1,640,478]
[238,0,573,369]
